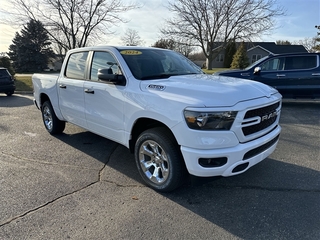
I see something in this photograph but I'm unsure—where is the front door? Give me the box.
[253,56,293,96]
[84,51,126,144]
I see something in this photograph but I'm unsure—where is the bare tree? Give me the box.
[152,37,195,57]
[294,37,319,53]
[121,28,145,46]
[162,0,285,69]
[173,37,196,57]
[2,0,139,52]
[276,40,292,45]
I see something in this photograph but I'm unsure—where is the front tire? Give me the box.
[134,127,187,192]
[41,101,65,134]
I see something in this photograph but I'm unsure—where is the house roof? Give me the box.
[247,42,308,54]
[211,41,308,54]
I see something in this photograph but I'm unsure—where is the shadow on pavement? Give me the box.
[0,94,33,107]
[55,130,144,183]
[50,98,320,239]
[163,158,320,239]
[54,128,320,239]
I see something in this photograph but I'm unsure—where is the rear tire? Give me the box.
[134,127,187,192]
[41,101,65,134]
[6,91,14,96]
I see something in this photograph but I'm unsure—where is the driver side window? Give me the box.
[260,57,284,71]
[90,51,122,81]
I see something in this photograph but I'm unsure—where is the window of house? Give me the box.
[216,54,224,62]
[65,52,89,79]
[90,51,122,81]
[251,54,262,63]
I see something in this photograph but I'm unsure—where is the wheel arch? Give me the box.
[39,93,50,108]
[39,92,65,121]
[129,118,178,153]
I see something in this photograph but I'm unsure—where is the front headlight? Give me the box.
[184,110,237,130]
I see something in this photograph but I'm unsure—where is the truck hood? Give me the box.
[140,74,278,107]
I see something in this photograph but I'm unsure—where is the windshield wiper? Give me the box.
[140,73,175,80]
[140,72,200,80]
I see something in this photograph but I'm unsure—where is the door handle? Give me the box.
[312,73,320,76]
[276,74,286,77]
[84,89,94,94]
[59,84,67,89]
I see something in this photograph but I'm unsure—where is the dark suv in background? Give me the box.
[0,67,15,96]
[215,53,320,99]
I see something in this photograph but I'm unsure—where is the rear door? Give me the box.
[281,55,319,98]
[58,51,89,128]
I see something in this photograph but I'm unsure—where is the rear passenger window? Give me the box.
[65,52,89,79]
[284,56,317,70]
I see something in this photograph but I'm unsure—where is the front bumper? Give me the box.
[33,99,40,110]
[180,125,281,177]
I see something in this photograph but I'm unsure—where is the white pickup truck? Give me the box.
[33,46,282,192]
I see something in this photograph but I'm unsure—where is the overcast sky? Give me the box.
[0,0,319,53]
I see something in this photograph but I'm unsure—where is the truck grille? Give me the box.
[242,102,280,136]
[243,134,280,160]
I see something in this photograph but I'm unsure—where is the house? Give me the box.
[211,42,308,68]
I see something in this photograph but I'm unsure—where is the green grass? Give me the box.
[15,75,33,92]
[203,68,228,74]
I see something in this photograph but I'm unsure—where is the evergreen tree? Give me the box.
[152,39,176,50]
[223,40,237,68]
[231,42,249,69]
[0,56,15,75]
[313,26,320,52]
[8,19,54,73]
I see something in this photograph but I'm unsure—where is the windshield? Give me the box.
[118,48,203,80]
[244,55,269,70]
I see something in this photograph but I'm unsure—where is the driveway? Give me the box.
[0,94,319,239]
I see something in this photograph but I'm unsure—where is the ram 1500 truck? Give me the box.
[32,46,282,192]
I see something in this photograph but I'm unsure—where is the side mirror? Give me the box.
[254,67,261,75]
[98,68,126,86]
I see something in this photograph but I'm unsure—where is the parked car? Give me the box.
[0,67,15,96]
[215,53,320,98]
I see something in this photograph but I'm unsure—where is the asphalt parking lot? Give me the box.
[0,94,319,240]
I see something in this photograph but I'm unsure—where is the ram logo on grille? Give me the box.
[261,111,278,122]
[242,101,280,136]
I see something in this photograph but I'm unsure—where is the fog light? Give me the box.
[199,157,227,168]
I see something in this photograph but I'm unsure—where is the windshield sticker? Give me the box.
[120,50,142,55]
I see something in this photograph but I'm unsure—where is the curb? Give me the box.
[15,91,33,95]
